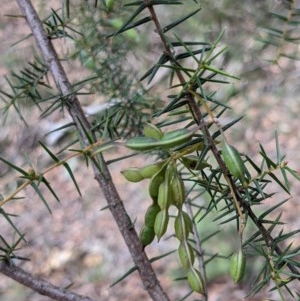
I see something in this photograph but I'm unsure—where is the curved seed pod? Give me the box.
[140,161,165,179]
[144,203,161,228]
[174,214,186,241]
[148,165,167,200]
[187,267,204,294]
[170,170,185,207]
[230,249,246,283]
[159,128,195,149]
[139,224,155,248]
[160,162,176,207]
[157,180,172,210]
[181,155,211,170]
[222,142,247,187]
[178,241,195,269]
[143,123,163,140]
[125,136,160,152]
[182,211,193,233]
[149,174,165,201]
[154,209,169,241]
[125,127,197,151]
[121,167,144,182]
[162,128,191,141]
[174,211,193,241]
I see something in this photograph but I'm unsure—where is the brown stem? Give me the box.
[12,1,170,300]
[0,261,97,301]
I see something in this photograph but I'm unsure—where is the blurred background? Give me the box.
[0,1,299,300]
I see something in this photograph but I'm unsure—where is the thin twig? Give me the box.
[0,261,97,301]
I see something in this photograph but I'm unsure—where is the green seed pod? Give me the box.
[162,128,191,141]
[157,180,172,210]
[139,224,155,247]
[125,136,160,152]
[144,203,161,228]
[148,165,167,201]
[170,170,185,208]
[121,167,144,182]
[159,163,176,208]
[143,122,163,140]
[149,173,165,201]
[222,142,247,187]
[125,127,198,151]
[178,241,195,269]
[174,211,193,241]
[154,209,169,241]
[182,211,193,233]
[174,214,186,241]
[159,128,195,149]
[140,161,165,179]
[187,268,204,294]
[230,249,246,283]
[181,155,211,170]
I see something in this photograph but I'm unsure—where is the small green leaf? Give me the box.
[268,172,290,194]
[162,8,201,33]
[40,176,60,202]
[0,157,28,176]
[284,166,300,181]
[30,182,52,214]
[39,141,59,162]
[62,163,81,196]
[106,3,147,37]
[0,208,26,242]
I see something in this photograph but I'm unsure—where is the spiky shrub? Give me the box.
[0,1,299,301]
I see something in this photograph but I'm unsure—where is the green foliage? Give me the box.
[0,1,300,301]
